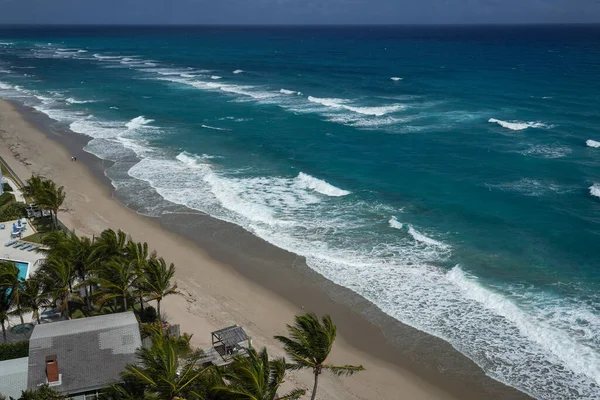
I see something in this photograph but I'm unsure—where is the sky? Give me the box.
[0,0,599,25]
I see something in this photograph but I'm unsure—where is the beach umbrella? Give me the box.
[12,223,17,232]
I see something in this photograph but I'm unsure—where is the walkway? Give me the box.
[2,177,25,203]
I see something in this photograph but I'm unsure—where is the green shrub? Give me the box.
[0,202,26,221]
[3,182,12,192]
[0,340,29,361]
[0,192,13,207]
[141,305,157,323]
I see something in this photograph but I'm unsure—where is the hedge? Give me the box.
[0,192,13,207]
[0,340,29,361]
[2,182,11,192]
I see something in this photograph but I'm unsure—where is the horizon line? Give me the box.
[1,22,600,27]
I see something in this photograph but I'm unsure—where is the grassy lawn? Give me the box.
[21,217,55,243]
[21,232,45,244]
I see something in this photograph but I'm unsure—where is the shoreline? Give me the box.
[0,98,531,399]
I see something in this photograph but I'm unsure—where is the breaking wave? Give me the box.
[295,172,350,197]
[488,118,553,131]
[590,183,600,199]
[126,116,154,130]
[586,140,600,148]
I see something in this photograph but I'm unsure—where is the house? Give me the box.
[19,312,141,400]
[0,357,29,399]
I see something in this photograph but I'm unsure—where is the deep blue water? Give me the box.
[1,26,600,399]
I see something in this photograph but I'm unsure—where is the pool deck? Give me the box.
[0,219,45,280]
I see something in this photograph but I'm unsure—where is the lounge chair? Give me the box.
[28,245,39,252]
[0,224,5,230]
[4,240,16,247]
[20,244,32,251]
[13,242,23,248]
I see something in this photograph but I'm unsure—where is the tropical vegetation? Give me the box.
[22,175,65,229]
[275,313,365,400]
[0,176,365,398]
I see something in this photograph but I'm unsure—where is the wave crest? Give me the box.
[126,116,154,130]
[489,118,552,131]
[586,140,600,148]
[295,172,350,197]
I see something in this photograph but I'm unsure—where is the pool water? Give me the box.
[0,259,29,280]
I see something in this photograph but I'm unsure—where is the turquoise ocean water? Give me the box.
[1,26,599,399]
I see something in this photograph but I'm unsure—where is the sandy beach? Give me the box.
[0,98,531,400]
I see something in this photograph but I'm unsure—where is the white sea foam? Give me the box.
[66,97,96,104]
[389,216,403,229]
[520,144,571,159]
[109,106,119,110]
[0,82,13,90]
[307,96,348,108]
[201,124,228,131]
[488,118,552,131]
[390,77,403,81]
[590,183,600,199]
[586,140,600,148]
[210,76,222,80]
[119,147,600,399]
[408,225,448,248]
[342,104,403,116]
[486,179,569,197]
[295,172,350,197]
[233,69,244,74]
[126,116,154,130]
[448,266,600,388]
[280,89,301,95]
[93,54,121,60]
[0,42,14,46]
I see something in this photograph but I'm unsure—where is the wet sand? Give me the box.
[0,98,531,400]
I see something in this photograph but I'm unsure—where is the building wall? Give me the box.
[0,168,3,196]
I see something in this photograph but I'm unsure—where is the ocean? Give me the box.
[1,25,599,399]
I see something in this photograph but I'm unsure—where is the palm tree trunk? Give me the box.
[63,293,70,320]
[1,321,6,342]
[16,296,24,325]
[157,298,161,322]
[35,310,40,324]
[123,295,127,312]
[311,370,320,400]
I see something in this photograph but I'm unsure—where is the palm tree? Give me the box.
[22,174,44,200]
[141,256,178,322]
[38,180,66,230]
[38,258,77,320]
[21,277,51,324]
[0,261,19,341]
[212,347,305,400]
[274,313,365,400]
[125,241,152,314]
[117,333,207,400]
[92,229,128,260]
[88,260,139,312]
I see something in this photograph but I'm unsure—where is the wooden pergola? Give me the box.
[211,325,250,360]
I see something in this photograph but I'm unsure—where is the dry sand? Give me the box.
[0,98,530,400]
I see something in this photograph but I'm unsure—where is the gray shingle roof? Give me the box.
[0,357,29,399]
[27,311,141,395]
[212,325,248,347]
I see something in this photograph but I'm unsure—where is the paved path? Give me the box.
[2,176,25,203]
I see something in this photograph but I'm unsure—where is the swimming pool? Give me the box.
[0,259,30,280]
